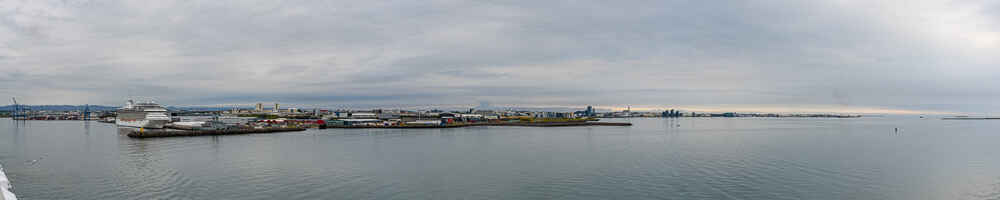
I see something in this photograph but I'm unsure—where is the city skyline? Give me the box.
[0,0,997,114]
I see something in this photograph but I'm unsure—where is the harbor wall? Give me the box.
[127,127,307,138]
[328,121,632,129]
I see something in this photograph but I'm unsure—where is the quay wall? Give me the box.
[328,122,632,129]
[127,128,306,138]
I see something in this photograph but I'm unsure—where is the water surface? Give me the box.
[2,117,1000,199]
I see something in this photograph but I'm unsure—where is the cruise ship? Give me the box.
[116,100,170,129]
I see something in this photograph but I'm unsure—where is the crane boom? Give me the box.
[11,97,19,120]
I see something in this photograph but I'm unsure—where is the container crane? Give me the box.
[11,97,19,120]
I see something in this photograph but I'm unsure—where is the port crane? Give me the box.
[11,97,18,120]
[83,104,90,121]
[10,97,32,120]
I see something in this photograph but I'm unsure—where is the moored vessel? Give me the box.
[116,99,170,129]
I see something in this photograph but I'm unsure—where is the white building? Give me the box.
[457,114,483,119]
[406,120,442,125]
[351,113,377,119]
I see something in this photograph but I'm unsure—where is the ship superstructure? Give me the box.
[116,99,170,129]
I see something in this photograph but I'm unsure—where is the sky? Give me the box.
[0,0,997,114]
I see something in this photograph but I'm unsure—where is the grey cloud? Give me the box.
[0,0,997,114]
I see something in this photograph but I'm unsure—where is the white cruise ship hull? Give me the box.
[116,119,169,129]
[1,163,15,200]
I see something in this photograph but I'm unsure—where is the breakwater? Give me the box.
[942,117,1000,120]
[126,127,306,138]
[328,121,631,129]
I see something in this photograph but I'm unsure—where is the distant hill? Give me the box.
[0,105,244,112]
[0,105,119,111]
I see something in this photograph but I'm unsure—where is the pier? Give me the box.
[327,121,632,129]
[126,127,307,138]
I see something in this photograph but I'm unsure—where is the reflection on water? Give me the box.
[2,118,1000,199]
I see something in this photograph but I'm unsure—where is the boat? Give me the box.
[116,99,170,129]
[1,163,15,200]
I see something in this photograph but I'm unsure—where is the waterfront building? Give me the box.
[458,114,484,119]
[406,120,443,125]
[329,119,382,126]
[327,112,350,119]
[378,113,400,120]
[533,112,574,119]
[351,113,377,119]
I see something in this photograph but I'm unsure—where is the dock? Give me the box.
[327,121,632,129]
[126,127,306,138]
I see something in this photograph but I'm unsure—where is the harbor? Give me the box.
[0,100,883,139]
[3,0,996,198]
[125,121,630,138]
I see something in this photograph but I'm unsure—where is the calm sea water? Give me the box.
[2,117,1000,199]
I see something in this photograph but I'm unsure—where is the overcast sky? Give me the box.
[0,0,997,114]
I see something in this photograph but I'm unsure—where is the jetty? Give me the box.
[327,121,632,129]
[126,127,306,138]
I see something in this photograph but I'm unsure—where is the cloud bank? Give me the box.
[0,0,997,114]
